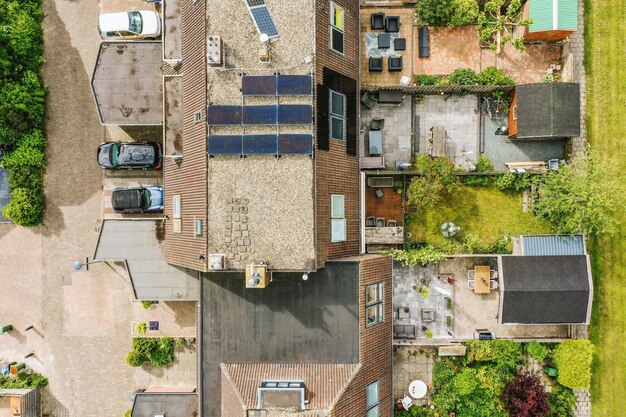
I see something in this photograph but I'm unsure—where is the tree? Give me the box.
[407,155,459,209]
[477,0,532,54]
[533,150,620,236]
[417,0,479,26]
[552,340,593,389]
[502,371,551,417]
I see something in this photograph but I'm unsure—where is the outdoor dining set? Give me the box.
[467,265,499,294]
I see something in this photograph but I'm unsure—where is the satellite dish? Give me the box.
[302,274,309,281]
[259,33,269,43]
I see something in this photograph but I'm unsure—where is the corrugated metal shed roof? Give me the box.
[94,220,199,300]
[362,84,514,95]
[522,235,586,256]
[529,0,577,32]
[132,393,198,417]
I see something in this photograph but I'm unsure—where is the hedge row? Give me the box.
[0,0,47,226]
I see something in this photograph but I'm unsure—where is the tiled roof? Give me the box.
[221,363,359,412]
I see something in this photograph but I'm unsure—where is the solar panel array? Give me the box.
[208,134,313,155]
[249,5,278,38]
[246,0,265,6]
[207,105,312,125]
[242,75,313,96]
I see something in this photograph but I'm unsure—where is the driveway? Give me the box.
[0,1,178,417]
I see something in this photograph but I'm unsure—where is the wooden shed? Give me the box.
[0,389,40,417]
[523,0,578,42]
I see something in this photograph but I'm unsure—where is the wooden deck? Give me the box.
[365,185,405,226]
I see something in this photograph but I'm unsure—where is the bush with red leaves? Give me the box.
[502,371,551,417]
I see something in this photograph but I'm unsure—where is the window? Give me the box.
[330,3,344,54]
[194,110,203,124]
[366,283,384,327]
[172,195,182,233]
[173,195,182,219]
[330,194,346,242]
[512,105,518,120]
[330,90,345,141]
[366,381,379,417]
[128,11,143,34]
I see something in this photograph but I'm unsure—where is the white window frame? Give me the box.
[365,283,384,327]
[330,2,344,54]
[329,90,345,141]
[366,381,379,417]
[512,105,518,120]
[173,195,182,219]
[330,194,346,243]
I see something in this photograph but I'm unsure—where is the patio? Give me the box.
[393,346,436,408]
[415,95,479,169]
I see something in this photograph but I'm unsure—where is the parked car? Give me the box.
[98,10,161,40]
[112,186,163,213]
[97,142,162,170]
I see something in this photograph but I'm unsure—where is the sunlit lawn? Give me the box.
[585,0,626,415]
[406,185,553,250]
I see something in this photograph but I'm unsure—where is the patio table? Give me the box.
[409,380,427,399]
[474,266,491,294]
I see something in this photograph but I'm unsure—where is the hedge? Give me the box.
[553,339,593,389]
[125,337,175,368]
[0,0,47,226]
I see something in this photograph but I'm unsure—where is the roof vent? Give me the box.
[209,254,226,270]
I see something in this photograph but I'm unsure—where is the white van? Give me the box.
[98,10,161,40]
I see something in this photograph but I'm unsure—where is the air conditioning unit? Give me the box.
[207,35,222,66]
[209,254,226,271]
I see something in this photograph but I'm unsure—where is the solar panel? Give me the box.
[243,134,278,154]
[246,0,265,6]
[278,134,313,154]
[206,105,242,125]
[242,75,276,95]
[277,75,312,95]
[250,6,279,38]
[208,135,243,155]
[243,105,277,124]
[278,105,312,124]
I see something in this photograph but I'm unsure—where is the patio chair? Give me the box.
[375,217,385,227]
[385,16,400,33]
[402,396,413,410]
[365,216,376,227]
[394,37,406,51]
[421,308,435,323]
[371,12,385,30]
[490,280,499,290]
[375,189,384,198]
[388,56,403,72]
[490,270,498,280]
[467,280,475,290]
[378,33,391,49]
[369,57,384,72]
[467,270,476,280]
[370,118,385,130]
[418,26,430,58]
[387,220,397,227]
[361,92,377,109]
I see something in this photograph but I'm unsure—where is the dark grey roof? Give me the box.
[515,83,581,139]
[501,255,591,324]
[91,42,163,125]
[132,393,198,417]
[94,220,199,300]
[202,261,360,417]
[521,235,586,256]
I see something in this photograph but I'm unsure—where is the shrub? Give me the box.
[465,340,524,372]
[493,172,539,191]
[125,350,145,367]
[0,372,48,389]
[449,68,480,85]
[446,315,453,327]
[416,74,441,86]
[141,300,154,310]
[461,175,491,186]
[475,155,494,173]
[416,0,479,26]
[2,187,44,226]
[387,245,448,266]
[175,338,186,347]
[502,371,550,417]
[424,330,434,338]
[461,233,510,254]
[124,410,131,417]
[136,322,147,335]
[553,340,593,389]
[533,151,620,235]
[547,384,576,417]
[541,73,556,83]
[0,72,46,133]
[479,66,515,86]
[408,155,459,209]
[526,341,548,362]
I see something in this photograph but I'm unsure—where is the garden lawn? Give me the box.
[406,185,552,250]
[585,0,626,415]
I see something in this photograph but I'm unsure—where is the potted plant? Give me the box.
[425,330,434,338]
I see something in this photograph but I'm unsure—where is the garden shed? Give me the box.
[524,0,578,42]
[508,83,580,139]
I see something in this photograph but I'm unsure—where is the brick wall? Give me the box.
[315,0,361,267]
[333,255,393,417]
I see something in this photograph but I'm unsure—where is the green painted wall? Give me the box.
[530,0,554,31]
[558,0,578,30]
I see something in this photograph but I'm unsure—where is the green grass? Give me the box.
[585,0,626,415]
[406,185,553,250]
